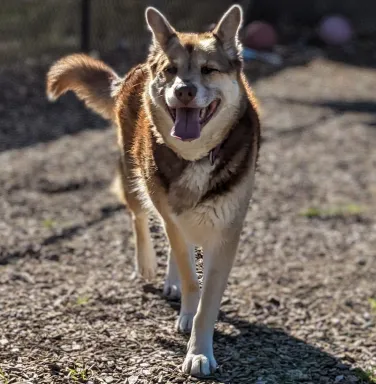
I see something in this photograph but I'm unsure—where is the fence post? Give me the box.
[81,0,91,52]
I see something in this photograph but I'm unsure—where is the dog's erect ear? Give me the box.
[213,5,243,58]
[46,54,120,121]
[145,7,176,48]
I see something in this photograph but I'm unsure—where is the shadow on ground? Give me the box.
[0,63,108,152]
[143,284,374,384]
[0,203,123,266]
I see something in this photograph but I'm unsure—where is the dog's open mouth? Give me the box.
[169,99,220,142]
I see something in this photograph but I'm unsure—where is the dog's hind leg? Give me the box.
[163,251,181,299]
[130,209,156,280]
[163,220,200,333]
[112,159,157,281]
[163,244,196,300]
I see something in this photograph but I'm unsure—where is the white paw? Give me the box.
[175,313,195,334]
[135,255,157,281]
[138,264,156,281]
[163,254,181,299]
[163,276,181,299]
[182,352,217,377]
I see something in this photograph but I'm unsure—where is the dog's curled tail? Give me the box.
[46,54,119,121]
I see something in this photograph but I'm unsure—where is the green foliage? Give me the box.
[67,363,90,383]
[353,367,376,383]
[75,296,90,306]
[300,204,364,219]
[368,298,376,312]
[42,218,56,230]
[0,367,9,384]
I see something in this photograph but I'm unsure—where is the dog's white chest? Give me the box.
[170,161,251,246]
[178,161,212,196]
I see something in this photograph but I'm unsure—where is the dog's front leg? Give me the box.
[182,227,241,377]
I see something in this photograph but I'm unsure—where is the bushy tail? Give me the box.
[46,54,119,121]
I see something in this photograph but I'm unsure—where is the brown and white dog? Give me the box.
[47,4,260,377]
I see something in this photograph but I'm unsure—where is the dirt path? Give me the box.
[0,58,376,384]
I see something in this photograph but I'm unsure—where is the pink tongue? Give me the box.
[171,108,201,141]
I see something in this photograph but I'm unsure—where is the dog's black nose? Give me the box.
[175,83,197,105]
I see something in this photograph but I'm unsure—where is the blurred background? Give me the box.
[2,0,376,63]
[1,0,376,149]
[0,1,376,384]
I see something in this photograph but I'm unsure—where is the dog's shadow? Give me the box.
[143,284,373,384]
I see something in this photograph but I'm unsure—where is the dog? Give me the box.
[46,4,260,377]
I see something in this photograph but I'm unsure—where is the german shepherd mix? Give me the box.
[47,4,260,377]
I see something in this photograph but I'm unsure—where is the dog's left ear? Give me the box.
[213,5,243,58]
[145,7,176,49]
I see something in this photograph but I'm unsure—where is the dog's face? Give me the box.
[145,5,244,156]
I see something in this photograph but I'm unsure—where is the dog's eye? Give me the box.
[201,66,218,75]
[166,66,178,75]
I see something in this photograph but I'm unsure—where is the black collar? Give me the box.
[209,143,222,166]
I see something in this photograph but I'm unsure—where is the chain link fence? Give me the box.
[0,0,250,67]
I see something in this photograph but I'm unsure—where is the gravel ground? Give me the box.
[0,57,376,384]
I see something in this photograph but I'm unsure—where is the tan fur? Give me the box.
[47,54,119,120]
[46,4,260,377]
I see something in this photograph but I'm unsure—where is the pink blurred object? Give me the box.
[243,21,278,50]
[318,15,353,45]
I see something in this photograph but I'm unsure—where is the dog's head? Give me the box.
[145,5,244,158]
[46,5,245,161]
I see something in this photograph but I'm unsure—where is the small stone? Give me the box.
[335,375,344,382]
[128,376,139,384]
[71,342,81,350]
[105,377,114,383]
[363,312,371,320]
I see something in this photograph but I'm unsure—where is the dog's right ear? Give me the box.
[145,7,176,48]
[46,54,120,121]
